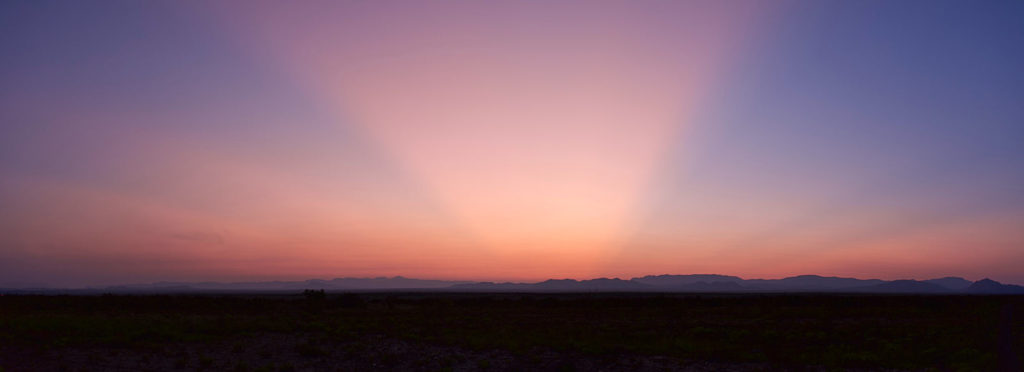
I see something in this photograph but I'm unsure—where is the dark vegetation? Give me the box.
[1,293,1021,371]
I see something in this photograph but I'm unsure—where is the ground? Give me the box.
[0,293,1020,371]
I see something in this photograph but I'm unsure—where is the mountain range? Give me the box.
[5,274,1021,294]
[449,275,1024,294]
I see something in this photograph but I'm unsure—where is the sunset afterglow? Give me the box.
[1,0,1022,287]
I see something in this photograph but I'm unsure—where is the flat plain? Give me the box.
[1,293,1021,371]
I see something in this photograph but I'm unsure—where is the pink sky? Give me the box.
[2,1,1023,287]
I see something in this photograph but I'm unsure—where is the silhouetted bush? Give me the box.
[301,289,326,302]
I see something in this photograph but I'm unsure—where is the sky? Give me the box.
[1,0,1023,287]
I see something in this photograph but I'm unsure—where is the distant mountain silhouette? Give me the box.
[742,275,885,291]
[450,276,1022,294]
[924,277,973,291]
[676,281,747,292]
[452,278,651,292]
[966,279,1024,294]
[845,280,951,293]
[631,274,743,287]
[100,276,472,292]
[580,278,653,290]
[8,274,1022,294]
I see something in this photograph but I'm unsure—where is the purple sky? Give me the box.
[1,1,1023,287]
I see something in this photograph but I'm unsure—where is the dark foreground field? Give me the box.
[1,293,1021,371]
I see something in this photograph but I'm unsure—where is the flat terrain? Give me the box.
[1,293,1021,371]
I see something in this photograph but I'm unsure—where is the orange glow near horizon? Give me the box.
[2,1,1024,287]
[217,2,767,273]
